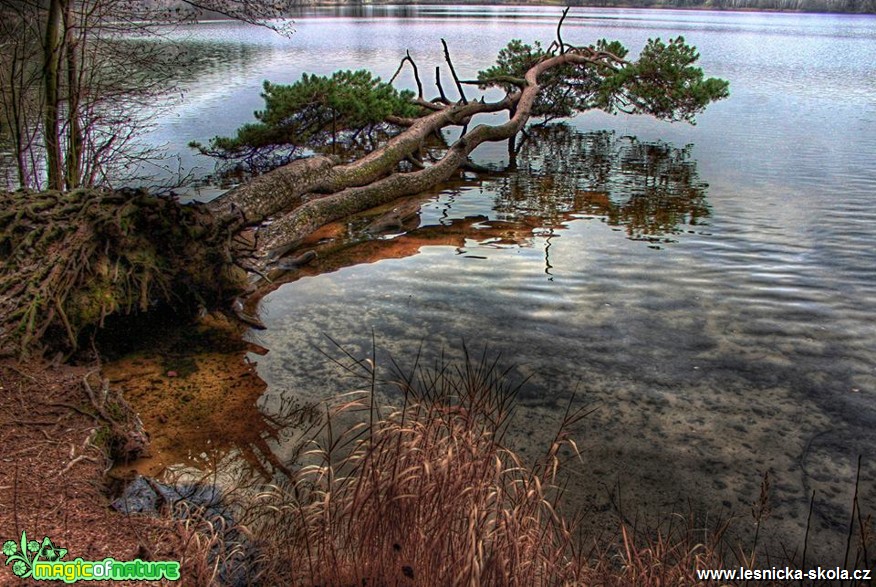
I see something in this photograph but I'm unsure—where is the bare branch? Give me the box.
[556,7,571,54]
[441,38,468,105]
[406,50,423,100]
[435,66,449,104]
[389,50,424,100]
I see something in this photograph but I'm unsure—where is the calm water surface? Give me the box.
[147,7,875,560]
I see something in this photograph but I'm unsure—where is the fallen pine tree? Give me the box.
[200,26,728,259]
[0,12,728,356]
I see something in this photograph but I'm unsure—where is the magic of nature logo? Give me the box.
[2,531,180,582]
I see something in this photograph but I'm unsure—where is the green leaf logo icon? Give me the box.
[38,537,67,562]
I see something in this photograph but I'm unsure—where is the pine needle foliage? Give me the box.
[477,36,728,123]
[191,70,420,169]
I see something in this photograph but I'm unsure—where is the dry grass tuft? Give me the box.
[583,513,731,586]
[243,346,591,585]
[170,346,872,586]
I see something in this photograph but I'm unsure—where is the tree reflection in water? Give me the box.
[495,125,711,245]
[275,123,713,283]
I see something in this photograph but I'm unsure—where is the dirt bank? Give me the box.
[0,359,180,585]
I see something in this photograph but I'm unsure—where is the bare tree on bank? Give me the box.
[0,0,294,192]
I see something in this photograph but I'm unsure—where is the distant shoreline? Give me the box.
[289,1,876,15]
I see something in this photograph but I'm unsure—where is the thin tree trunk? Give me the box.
[7,45,28,188]
[63,0,82,189]
[43,0,64,190]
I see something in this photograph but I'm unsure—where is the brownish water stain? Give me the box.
[102,314,292,478]
[259,186,585,295]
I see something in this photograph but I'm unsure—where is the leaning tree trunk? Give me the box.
[205,97,507,227]
[0,47,630,356]
[208,49,611,265]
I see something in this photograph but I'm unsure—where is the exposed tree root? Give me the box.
[0,188,247,357]
[81,369,151,463]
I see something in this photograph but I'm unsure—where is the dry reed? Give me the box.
[236,346,591,585]
[170,346,872,586]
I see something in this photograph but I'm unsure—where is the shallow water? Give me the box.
[136,7,875,562]
[250,128,873,561]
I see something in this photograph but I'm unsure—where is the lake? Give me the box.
[143,6,876,562]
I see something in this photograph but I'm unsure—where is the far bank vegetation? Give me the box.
[292,0,876,14]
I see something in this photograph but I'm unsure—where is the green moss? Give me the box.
[69,278,118,327]
[161,355,198,378]
[92,425,112,451]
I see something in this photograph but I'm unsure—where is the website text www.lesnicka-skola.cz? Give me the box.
[696,567,871,582]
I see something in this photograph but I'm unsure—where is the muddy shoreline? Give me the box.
[0,359,182,585]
